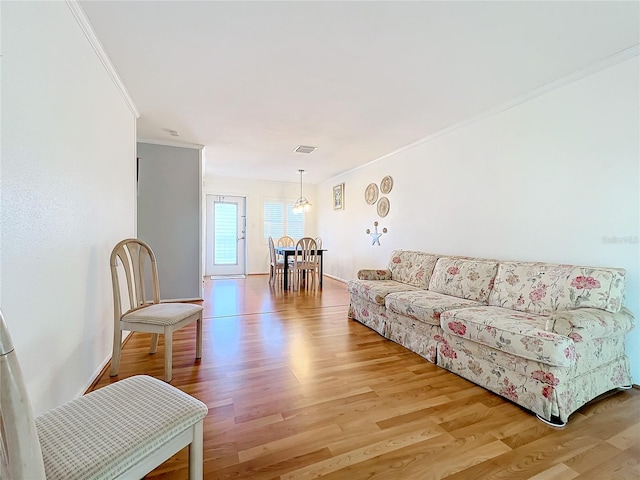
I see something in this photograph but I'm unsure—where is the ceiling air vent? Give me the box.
[294,145,317,154]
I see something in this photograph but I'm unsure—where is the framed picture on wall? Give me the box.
[333,183,345,210]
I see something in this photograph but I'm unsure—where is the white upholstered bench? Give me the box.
[0,311,208,479]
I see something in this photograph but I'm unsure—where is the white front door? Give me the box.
[205,195,246,276]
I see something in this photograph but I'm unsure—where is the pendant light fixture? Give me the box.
[293,169,311,213]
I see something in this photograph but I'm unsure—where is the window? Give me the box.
[264,200,304,241]
[214,202,237,265]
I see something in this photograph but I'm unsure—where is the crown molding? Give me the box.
[66,0,140,119]
[325,44,640,185]
[137,139,205,150]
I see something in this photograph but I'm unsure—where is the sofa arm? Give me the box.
[357,269,392,281]
[545,307,634,342]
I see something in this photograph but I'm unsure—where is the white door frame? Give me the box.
[205,195,247,276]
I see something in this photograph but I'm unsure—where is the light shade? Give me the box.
[293,169,311,213]
[293,197,311,213]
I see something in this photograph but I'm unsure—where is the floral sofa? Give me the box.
[347,250,634,426]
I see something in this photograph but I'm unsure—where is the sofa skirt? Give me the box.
[384,310,439,363]
[349,296,440,363]
[348,296,388,337]
[437,332,633,423]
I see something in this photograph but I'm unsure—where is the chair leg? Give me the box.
[164,330,173,382]
[196,314,203,359]
[110,328,122,376]
[150,333,159,354]
[189,420,204,480]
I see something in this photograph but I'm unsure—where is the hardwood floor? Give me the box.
[91,275,640,479]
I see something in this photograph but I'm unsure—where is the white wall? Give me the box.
[203,176,318,274]
[1,2,137,414]
[318,57,640,382]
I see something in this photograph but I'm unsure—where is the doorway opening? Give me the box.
[205,195,246,277]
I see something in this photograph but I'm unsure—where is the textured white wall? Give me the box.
[318,57,640,382]
[1,2,136,414]
[203,176,318,275]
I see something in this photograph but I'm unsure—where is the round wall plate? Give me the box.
[380,175,393,194]
[365,183,379,205]
[377,197,390,217]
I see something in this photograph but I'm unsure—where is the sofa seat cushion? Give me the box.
[440,306,576,367]
[386,290,482,326]
[347,279,421,305]
[428,257,498,303]
[489,262,626,314]
[439,328,630,383]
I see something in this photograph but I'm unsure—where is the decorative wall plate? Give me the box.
[380,175,393,194]
[377,197,390,217]
[365,183,379,205]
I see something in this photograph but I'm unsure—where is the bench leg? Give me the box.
[189,420,204,479]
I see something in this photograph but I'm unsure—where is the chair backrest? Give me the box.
[277,236,295,247]
[0,310,47,479]
[295,237,317,268]
[110,239,161,319]
[268,236,277,267]
[315,236,323,249]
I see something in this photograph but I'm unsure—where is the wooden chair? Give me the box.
[0,309,208,480]
[292,237,319,290]
[314,236,323,249]
[110,238,203,382]
[276,236,295,247]
[268,236,286,286]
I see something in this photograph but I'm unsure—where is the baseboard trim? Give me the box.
[83,331,134,394]
[323,273,348,284]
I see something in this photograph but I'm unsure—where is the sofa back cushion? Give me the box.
[388,250,439,289]
[488,262,626,314]
[428,257,498,303]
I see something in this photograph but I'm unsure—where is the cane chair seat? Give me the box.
[123,303,203,326]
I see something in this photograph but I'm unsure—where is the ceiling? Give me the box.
[80,1,639,185]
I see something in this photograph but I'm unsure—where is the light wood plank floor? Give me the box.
[91,275,640,479]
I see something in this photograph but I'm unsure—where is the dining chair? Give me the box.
[0,309,208,480]
[292,237,319,290]
[268,236,286,287]
[110,238,203,382]
[314,236,323,249]
[277,236,295,247]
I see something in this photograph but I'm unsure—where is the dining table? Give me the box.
[274,246,326,290]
